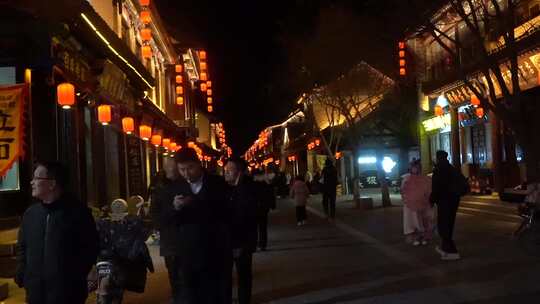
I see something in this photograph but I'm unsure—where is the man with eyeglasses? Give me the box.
[15,161,99,304]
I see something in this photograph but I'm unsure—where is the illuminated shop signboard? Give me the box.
[422,114,451,132]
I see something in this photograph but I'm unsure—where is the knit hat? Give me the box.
[110,198,128,221]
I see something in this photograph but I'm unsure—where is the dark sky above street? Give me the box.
[155,0,436,154]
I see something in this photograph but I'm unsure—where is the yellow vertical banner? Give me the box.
[0,84,26,178]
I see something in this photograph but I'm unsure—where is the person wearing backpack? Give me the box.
[430,150,468,261]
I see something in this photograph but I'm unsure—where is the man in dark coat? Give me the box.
[15,161,99,304]
[321,158,338,220]
[431,150,466,261]
[150,156,185,300]
[157,148,231,304]
[224,157,259,304]
[252,170,276,251]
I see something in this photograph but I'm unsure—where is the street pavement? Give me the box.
[4,191,540,303]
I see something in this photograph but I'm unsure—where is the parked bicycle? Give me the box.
[513,203,540,256]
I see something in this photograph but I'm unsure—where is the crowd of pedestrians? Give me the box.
[14,149,474,303]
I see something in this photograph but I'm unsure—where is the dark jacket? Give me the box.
[322,165,338,194]
[97,216,154,293]
[15,195,99,304]
[229,176,259,251]
[150,176,183,256]
[431,161,463,205]
[155,174,231,269]
[254,180,276,216]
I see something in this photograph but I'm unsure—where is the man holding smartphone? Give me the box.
[162,147,232,304]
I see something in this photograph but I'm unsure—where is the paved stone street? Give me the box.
[5,192,540,303]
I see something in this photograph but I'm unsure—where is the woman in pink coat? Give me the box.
[290,175,310,226]
[401,160,433,246]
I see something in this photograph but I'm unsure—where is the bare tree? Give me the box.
[412,0,540,184]
[306,62,396,206]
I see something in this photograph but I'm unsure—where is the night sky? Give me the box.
[155,0,434,154]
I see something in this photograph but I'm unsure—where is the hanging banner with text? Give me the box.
[0,84,26,178]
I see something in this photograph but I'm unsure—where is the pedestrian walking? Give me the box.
[401,160,433,246]
[430,150,469,261]
[15,161,99,304]
[252,170,276,251]
[96,199,154,304]
[166,148,231,304]
[149,157,188,301]
[321,158,338,220]
[290,175,310,226]
[224,157,258,304]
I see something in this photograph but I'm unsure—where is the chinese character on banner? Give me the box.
[0,84,26,178]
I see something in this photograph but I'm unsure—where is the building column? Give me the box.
[450,108,461,169]
[491,109,503,194]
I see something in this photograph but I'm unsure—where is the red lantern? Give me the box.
[169,142,177,151]
[162,138,171,149]
[201,83,207,91]
[399,50,405,58]
[206,81,212,88]
[140,0,150,6]
[176,96,184,105]
[434,105,443,116]
[57,82,75,109]
[399,68,406,76]
[207,97,213,104]
[200,62,207,71]
[122,117,135,134]
[207,89,212,96]
[471,95,480,106]
[398,41,405,49]
[175,64,183,73]
[142,45,152,59]
[207,105,213,112]
[199,50,207,60]
[97,105,112,125]
[200,72,208,81]
[139,125,151,141]
[176,75,183,84]
[176,86,183,95]
[151,134,162,147]
[315,139,321,146]
[476,107,484,118]
[140,11,151,25]
[140,28,152,42]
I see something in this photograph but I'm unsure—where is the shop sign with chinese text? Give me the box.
[0,84,25,177]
